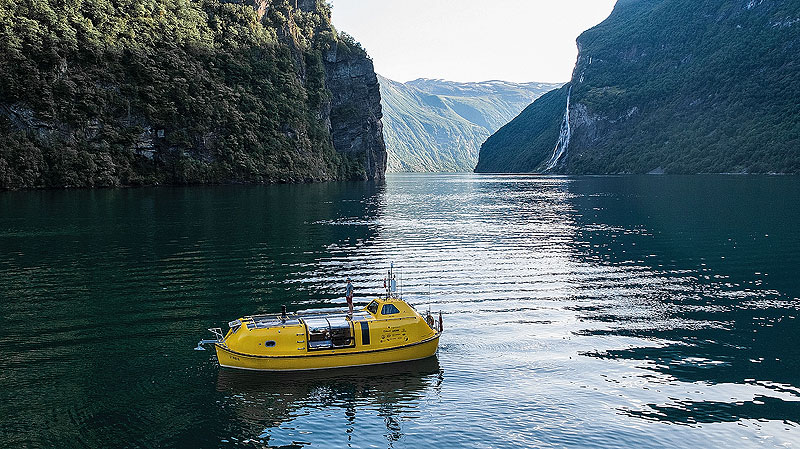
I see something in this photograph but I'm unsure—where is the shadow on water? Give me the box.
[0,181,389,448]
[211,357,443,448]
[567,176,800,425]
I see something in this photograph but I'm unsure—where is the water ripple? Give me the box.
[1,175,799,447]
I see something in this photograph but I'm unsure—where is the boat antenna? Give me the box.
[385,267,390,298]
[389,262,394,298]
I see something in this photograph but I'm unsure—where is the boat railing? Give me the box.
[194,327,225,351]
[294,308,369,318]
[209,327,225,340]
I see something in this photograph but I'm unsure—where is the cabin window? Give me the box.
[308,328,331,349]
[265,340,276,347]
[306,317,332,350]
[304,317,355,350]
[367,301,379,315]
[381,304,400,315]
[328,317,354,347]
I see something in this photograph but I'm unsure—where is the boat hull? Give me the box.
[214,334,440,371]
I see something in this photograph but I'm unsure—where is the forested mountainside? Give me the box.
[476,0,800,174]
[379,76,559,172]
[0,0,386,189]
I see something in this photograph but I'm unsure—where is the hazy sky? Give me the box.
[329,0,617,84]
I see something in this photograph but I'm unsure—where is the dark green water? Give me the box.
[1,174,799,448]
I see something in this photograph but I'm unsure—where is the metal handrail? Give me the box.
[194,327,225,351]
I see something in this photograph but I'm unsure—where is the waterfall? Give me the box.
[544,87,572,172]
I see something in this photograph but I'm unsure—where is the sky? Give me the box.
[329,0,617,84]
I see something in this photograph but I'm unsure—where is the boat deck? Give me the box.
[242,309,372,330]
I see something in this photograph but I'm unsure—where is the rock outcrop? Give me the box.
[324,39,387,180]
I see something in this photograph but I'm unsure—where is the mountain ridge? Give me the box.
[379,76,561,172]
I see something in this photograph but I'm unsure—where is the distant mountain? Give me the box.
[379,76,560,172]
[476,0,800,174]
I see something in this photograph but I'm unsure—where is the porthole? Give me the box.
[265,340,276,347]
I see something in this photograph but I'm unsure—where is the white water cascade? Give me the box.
[544,87,572,172]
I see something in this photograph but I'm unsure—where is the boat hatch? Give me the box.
[305,317,332,349]
[304,317,355,350]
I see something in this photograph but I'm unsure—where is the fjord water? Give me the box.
[1,174,799,448]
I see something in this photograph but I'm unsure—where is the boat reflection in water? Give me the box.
[215,357,443,448]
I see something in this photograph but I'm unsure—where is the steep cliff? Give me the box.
[476,0,800,174]
[0,0,385,189]
[474,86,569,174]
[325,36,386,180]
[379,76,560,172]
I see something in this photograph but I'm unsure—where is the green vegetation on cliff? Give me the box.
[474,85,568,174]
[476,0,800,174]
[0,0,382,189]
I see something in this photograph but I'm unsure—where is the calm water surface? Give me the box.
[1,174,799,448]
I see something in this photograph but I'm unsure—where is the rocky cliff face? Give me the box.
[324,39,387,180]
[476,0,800,174]
[267,0,385,180]
[0,0,386,188]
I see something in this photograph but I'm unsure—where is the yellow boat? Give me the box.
[197,296,443,371]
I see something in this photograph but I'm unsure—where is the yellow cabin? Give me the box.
[198,297,442,371]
